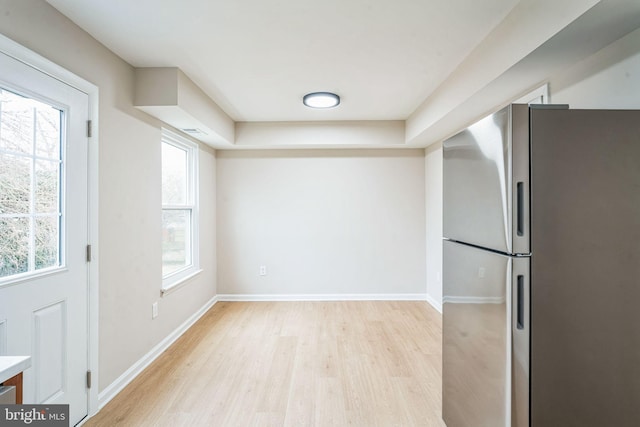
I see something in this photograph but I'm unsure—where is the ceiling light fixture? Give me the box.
[303,92,340,109]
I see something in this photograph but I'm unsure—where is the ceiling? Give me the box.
[45,0,640,147]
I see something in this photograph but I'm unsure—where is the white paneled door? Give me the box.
[0,51,89,425]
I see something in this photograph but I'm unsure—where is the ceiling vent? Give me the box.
[181,128,208,136]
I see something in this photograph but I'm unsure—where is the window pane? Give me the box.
[162,209,191,276]
[35,159,60,214]
[0,152,31,215]
[35,216,59,270]
[0,217,29,277]
[0,90,35,154]
[162,143,187,205]
[34,108,61,159]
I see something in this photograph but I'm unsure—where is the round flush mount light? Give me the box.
[303,92,340,109]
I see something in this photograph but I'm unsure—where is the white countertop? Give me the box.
[0,356,31,383]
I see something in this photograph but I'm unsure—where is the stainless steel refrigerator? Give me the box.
[442,104,640,427]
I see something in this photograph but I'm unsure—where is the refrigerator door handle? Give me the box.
[516,274,525,329]
[517,182,525,237]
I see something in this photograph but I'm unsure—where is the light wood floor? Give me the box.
[86,301,445,427]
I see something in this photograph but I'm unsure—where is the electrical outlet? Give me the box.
[152,302,158,319]
[259,265,267,276]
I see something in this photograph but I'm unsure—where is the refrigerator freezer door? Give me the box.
[443,104,530,254]
[443,240,513,427]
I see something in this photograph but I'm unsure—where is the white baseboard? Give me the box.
[426,294,442,313]
[217,293,428,302]
[97,295,218,409]
[442,296,506,304]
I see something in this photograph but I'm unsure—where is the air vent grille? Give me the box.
[181,128,208,135]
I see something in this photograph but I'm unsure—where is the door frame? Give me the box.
[0,33,100,418]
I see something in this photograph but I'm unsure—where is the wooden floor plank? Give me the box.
[86,301,445,427]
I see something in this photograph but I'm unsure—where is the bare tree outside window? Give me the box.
[0,89,62,279]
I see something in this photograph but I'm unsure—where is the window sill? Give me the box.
[161,269,203,296]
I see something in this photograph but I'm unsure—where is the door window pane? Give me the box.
[0,88,62,281]
[35,159,60,213]
[35,216,59,270]
[34,108,61,159]
[0,153,31,214]
[0,90,35,155]
[0,217,29,276]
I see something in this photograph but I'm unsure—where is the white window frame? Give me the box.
[0,89,66,286]
[161,128,200,293]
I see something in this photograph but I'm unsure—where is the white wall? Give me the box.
[551,27,640,108]
[424,143,443,312]
[217,149,426,298]
[235,121,405,148]
[0,0,217,392]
